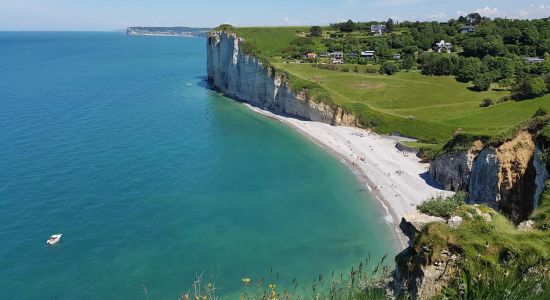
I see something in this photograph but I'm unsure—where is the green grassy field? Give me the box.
[276,64,550,141]
[236,27,308,59]
[233,27,550,144]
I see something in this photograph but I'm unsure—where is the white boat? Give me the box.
[47,234,62,245]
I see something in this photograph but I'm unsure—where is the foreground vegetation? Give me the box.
[417,184,550,300]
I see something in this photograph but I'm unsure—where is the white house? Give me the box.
[435,40,452,53]
[371,24,387,35]
[460,25,475,34]
[331,51,344,59]
[524,57,545,64]
[360,51,375,59]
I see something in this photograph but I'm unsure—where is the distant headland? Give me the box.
[126,27,210,37]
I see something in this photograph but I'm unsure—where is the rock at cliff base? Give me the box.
[447,216,463,228]
[518,220,535,231]
[400,211,446,239]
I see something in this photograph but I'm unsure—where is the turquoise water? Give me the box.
[0,32,396,299]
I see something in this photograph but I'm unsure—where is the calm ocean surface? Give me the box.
[0,32,396,299]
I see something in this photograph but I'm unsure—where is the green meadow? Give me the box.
[234,27,550,144]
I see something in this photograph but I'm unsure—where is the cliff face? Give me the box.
[429,142,482,191]
[430,131,549,222]
[206,31,357,126]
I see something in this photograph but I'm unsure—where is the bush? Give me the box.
[417,192,467,219]
[472,73,492,91]
[498,95,512,103]
[309,26,322,37]
[365,65,379,73]
[533,108,548,117]
[479,98,494,107]
[379,61,399,75]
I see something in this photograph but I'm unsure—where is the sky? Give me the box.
[0,0,549,31]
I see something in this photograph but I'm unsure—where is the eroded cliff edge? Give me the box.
[206,31,357,126]
[430,120,550,222]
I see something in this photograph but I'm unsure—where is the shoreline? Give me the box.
[243,104,454,249]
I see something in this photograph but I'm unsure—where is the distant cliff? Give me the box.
[206,31,357,126]
[127,27,210,37]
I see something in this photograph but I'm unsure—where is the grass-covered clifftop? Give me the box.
[409,188,550,299]
[213,24,550,148]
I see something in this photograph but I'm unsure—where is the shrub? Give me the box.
[479,98,494,107]
[417,192,467,218]
[379,61,399,75]
[309,26,322,37]
[498,95,512,103]
[365,65,379,73]
[472,73,492,91]
[533,108,548,118]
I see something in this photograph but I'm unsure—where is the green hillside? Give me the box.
[230,21,550,146]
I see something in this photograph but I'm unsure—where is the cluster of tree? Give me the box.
[512,74,550,100]
[330,19,395,33]
[417,53,540,90]
[296,15,550,98]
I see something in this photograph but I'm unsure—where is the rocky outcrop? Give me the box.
[429,141,483,191]
[393,211,463,299]
[468,147,500,205]
[206,31,358,126]
[400,211,445,241]
[393,247,461,300]
[430,131,549,222]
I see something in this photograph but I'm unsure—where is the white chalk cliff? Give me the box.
[206,31,356,126]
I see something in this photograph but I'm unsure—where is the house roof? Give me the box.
[524,57,545,62]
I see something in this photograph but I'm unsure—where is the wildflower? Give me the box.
[534,283,543,295]
[242,277,251,285]
[269,283,276,290]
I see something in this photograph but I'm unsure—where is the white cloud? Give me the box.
[466,3,550,20]
[283,17,303,25]
[475,6,506,18]
[518,4,550,18]
[424,12,448,20]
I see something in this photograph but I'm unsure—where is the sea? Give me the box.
[0,32,397,299]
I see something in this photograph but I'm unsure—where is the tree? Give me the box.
[419,53,458,76]
[467,13,482,25]
[309,26,322,37]
[512,76,548,100]
[386,18,395,33]
[379,61,399,75]
[472,73,492,91]
[456,57,482,82]
[340,19,356,32]
[401,54,416,70]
